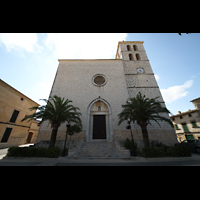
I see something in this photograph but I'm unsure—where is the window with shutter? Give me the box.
[191,121,198,128]
[1,128,12,142]
[9,110,19,123]
[181,123,189,132]
[174,124,179,129]
[185,134,194,139]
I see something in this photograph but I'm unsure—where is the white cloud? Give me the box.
[32,81,52,105]
[190,73,200,79]
[0,33,41,52]
[155,74,159,81]
[160,80,194,103]
[44,33,128,59]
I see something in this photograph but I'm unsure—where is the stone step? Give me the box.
[69,141,130,159]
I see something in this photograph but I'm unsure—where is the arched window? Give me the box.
[127,45,131,51]
[133,45,138,51]
[135,53,141,60]
[129,54,134,60]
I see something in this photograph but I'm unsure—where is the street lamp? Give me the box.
[62,121,71,157]
[126,118,136,156]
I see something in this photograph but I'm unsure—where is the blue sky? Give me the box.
[0,33,199,115]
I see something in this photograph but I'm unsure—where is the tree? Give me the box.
[21,95,82,148]
[178,33,191,36]
[66,124,82,155]
[118,92,173,147]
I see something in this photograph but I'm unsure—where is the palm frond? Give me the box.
[150,115,173,128]
[21,95,82,128]
[118,91,172,128]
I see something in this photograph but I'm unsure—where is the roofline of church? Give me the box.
[58,59,122,61]
[190,97,200,102]
[58,41,144,61]
[115,41,144,59]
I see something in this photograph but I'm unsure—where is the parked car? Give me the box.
[175,139,200,153]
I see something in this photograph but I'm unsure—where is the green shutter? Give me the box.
[182,123,189,132]
[191,121,197,128]
[174,124,178,129]
[185,134,194,139]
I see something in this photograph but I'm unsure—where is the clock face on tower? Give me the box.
[137,68,144,74]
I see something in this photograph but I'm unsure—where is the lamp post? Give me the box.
[62,122,71,157]
[126,118,136,156]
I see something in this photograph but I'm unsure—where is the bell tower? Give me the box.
[115,41,165,106]
[114,41,177,146]
[115,41,148,61]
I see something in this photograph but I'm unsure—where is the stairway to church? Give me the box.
[69,141,130,159]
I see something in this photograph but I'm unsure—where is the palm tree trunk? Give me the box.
[141,125,150,147]
[49,127,58,148]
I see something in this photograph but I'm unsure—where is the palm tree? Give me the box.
[21,95,82,148]
[118,92,173,147]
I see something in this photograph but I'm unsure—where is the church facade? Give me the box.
[36,41,177,146]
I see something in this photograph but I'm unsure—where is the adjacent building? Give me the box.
[170,97,200,142]
[0,79,40,149]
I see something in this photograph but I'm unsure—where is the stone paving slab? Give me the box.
[0,162,41,166]
[0,153,199,166]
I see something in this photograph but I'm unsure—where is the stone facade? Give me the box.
[37,41,177,147]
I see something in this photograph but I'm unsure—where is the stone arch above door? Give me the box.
[86,97,113,142]
[90,100,109,114]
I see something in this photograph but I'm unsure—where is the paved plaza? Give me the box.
[1,149,200,166]
[1,143,200,166]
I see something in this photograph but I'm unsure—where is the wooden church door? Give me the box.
[93,115,106,139]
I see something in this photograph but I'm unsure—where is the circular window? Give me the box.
[92,74,107,86]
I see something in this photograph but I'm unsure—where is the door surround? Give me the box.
[86,97,113,142]
[27,132,33,143]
